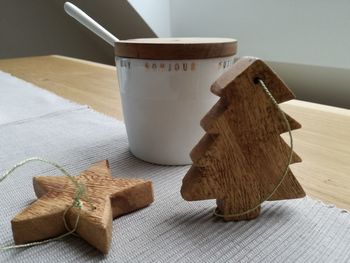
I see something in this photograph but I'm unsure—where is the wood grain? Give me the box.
[181,57,305,220]
[0,55,123,120]
[115,38,237,59]
[11,160,154,254]
[0,55,349,211]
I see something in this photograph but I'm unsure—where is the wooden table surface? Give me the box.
[0,55,349,211]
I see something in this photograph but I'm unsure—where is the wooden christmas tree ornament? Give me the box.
[181,57,305,221]
[11,160,154,254]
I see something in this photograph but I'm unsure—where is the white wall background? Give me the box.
[129,0,350,69]
[128,0,171,37]
[170,0,350,69]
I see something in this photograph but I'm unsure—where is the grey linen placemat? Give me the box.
[0,71,349,262]
[0,71,85,127]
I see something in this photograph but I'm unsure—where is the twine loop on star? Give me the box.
[0,157,95,250]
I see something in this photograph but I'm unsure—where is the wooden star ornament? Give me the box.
[11,160,154,254]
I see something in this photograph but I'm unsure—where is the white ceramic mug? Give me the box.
[115,38,237,165]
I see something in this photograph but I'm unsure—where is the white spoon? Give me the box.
[64,2,119,46]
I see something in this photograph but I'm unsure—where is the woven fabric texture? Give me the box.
[0,71,349,263]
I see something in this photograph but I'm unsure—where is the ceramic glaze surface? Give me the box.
[116,56,235,165]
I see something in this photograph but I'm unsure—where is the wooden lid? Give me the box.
[114,38,237,60]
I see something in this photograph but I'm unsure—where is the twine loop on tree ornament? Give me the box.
[0,157,95,250]
[214,78,294,219]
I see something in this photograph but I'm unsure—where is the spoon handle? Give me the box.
[64,2,119,46]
